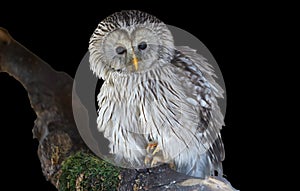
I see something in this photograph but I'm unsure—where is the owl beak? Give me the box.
[132,53,139,71]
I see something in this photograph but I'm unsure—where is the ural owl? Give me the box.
[89,10,225,178]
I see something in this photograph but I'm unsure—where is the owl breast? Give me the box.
[96,65,204,167]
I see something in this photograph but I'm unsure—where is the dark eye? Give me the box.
[116,46,126,55]
[138,42,147,50]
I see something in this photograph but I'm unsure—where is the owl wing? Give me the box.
[171,46,225,176]
[175,46,224,99]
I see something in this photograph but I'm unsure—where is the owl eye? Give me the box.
[138,42,147,50]
[116,46,127,55]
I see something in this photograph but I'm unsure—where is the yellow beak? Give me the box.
[132,53,138,71]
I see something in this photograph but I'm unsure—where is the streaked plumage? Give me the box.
[89,10,225,178]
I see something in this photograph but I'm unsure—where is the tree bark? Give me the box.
[0,27,237,191]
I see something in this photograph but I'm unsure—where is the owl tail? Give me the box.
[175,137,224,179]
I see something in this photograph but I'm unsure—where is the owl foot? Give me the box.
[144,154,152,165]
[144,154,164,167]
[146,141,158,154]
[144,141,164,167]
[150,155,164,167]
[169,161,176,170]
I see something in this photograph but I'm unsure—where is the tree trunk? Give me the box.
[0,27,237,191]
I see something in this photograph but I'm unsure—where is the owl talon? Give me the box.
[144,155,151,165]
[169,161,176,170]
[151,156,163,167]
[152,145,160,155]
[146,141,158,154]
[145,141,161,167]
[145,142,165,167]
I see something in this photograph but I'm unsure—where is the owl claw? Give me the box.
[150,156,163,167]
[144,141,162,167]
[169,161,176,170]
[144,154,164,167]
[144,155,151,165]
[146,141,158,154]
[152,145,160,156]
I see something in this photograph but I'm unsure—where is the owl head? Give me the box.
[89,10,175,79]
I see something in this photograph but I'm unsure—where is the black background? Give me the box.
[0,2,276,190]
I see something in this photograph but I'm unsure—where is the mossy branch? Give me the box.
[0,27,237,191]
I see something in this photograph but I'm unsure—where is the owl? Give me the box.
[89,10,225,178]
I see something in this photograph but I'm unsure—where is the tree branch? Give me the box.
[0,27,237,191]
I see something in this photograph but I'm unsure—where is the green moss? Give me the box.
[59,151,120,191]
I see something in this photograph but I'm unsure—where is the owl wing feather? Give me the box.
[171,46,225,176]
